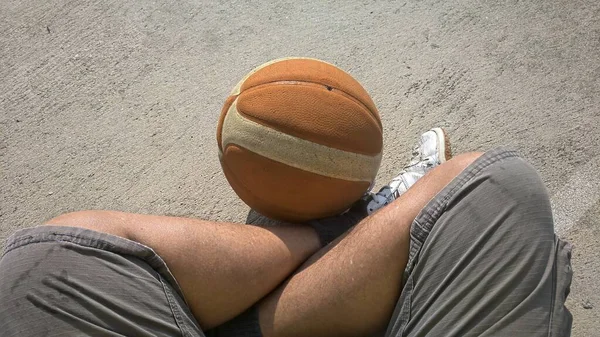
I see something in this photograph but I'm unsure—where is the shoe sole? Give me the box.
[431,127,452,162]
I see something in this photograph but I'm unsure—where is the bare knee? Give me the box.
[449,151,485,168]
[44,210,102,228]
[44,210,130,239]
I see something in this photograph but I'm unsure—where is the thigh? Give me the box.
[385,149,572,337]
[0,226,203,337]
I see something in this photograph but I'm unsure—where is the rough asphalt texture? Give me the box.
[1,0,598,335]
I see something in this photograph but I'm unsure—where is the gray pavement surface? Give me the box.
[1,0,599,335]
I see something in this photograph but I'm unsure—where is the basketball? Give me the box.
[216,58,383,222]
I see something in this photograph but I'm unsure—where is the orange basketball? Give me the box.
[216,58,383,222]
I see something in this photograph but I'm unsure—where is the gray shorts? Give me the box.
[0,148,572,336]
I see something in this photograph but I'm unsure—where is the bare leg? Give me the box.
[45,211,321,330]
[258,152,483,337]
[45,152,480,334]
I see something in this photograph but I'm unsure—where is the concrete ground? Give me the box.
[1,0,598,335]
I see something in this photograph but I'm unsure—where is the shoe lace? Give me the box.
[368,141,434,210]
[407,139,437,169]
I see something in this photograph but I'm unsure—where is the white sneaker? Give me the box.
[366,128,452,214]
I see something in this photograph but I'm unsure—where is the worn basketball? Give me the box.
[216,58,383,222]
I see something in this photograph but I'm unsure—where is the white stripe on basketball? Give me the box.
[220,98,381,182]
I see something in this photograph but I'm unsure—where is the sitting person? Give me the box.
[0,128,572,337]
